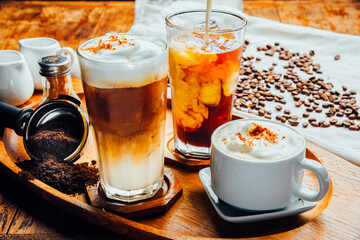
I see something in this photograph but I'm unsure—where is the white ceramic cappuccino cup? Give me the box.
[210,119,330,212]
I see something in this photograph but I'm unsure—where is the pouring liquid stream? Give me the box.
[204,0,213,45]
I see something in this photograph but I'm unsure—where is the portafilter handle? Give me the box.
[0,102,33,136]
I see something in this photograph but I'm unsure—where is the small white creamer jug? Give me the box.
[19,37,80,90]
[0,50,34,106]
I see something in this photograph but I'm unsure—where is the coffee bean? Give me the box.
[349,114,357,120]
[310,122,319,127]
[335,122,343,127]
[334,55,340,60]
[322,103,330,108]
[276,115,282,121]
[294,101,301,107]
[318,120,325,126]
[309,50,315,56]
[344,109,353,115]
[306,107,313,112]
[265,115,272,119]
[322,122,331,128]
[343,121,350,128]
[308,118,317,123]
[284,109,291,114]
[336,112,344,117]
[275,105,283,111]
[349,125,359,131]
[350,90,357,95]
[258,109,266,116]
[315,108,323,113]
[330,118,338,125]
[280,117,287,123]
[289,119,299,126]
[303,112,310,118]
[245,40,250,45]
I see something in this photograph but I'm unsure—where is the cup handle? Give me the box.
[293,158,330,202]
[57,47,81,79]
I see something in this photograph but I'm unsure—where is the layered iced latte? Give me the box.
[78,34,168,202]
[166,10,247,158]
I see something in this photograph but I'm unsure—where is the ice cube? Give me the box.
[194,19,219,31]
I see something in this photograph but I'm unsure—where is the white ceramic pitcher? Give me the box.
[19,37,81,90]
[0,50,34,106]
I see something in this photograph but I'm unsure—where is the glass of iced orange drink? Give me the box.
[166,10,247,159]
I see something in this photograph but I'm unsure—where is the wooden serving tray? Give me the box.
[1,80,356,239]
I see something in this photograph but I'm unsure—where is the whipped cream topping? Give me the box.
[78,33,168,88]
[79,34,162,63]
[215,120,303,161]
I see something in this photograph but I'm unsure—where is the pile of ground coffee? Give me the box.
[17,118,98,195]
[26,120,82,162]
[17,158,98,195]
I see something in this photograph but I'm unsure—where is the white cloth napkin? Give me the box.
[129,0,360,166]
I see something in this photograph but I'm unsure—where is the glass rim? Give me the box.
[77,34,168,64]
[165,9,247,33]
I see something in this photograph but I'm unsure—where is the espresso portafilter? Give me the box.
[0,95,89,162]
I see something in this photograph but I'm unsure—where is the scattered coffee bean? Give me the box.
[265,115,272,119]
[302,122,309,128]
[330,118,338,125]
[303,112,310,118]
[336,112,344,117]
[289,119,299,126]
[308,118,317,123]
[343,121,351,128]
[310,122,319,127]
[235,42,358,132]
[322,122,331,128]
[334,55,340,60]
[284,109,291,114]
[349,125,359,131]
[275,105,283,111]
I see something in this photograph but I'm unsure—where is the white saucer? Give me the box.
[199,167,317,223]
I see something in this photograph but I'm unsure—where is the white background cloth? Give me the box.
[129,0,360,166]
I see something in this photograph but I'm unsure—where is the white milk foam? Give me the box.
[78,33,168,88]
[215,120,303,161]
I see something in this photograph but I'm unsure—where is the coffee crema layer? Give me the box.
[215,120,303,161]
[78,33,168,88]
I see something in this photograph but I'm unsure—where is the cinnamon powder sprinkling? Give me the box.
[231,123,281,147]
[81,35,135,54]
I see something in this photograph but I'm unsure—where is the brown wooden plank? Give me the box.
[275,1,360,35]
[244,1,281,21]
[0,178,19,234]
[0,1,135,51]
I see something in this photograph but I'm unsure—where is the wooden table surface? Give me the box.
[0,1,359,239]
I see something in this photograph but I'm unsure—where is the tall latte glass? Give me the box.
[166,10,247,159]
[78,34,168,202]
